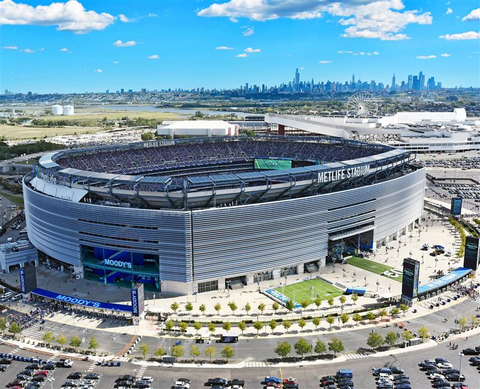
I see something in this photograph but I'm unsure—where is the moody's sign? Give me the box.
[31,288,132,313]
[19,268,26,294]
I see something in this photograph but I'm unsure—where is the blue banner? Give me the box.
[418,267,471,295]
[31,288,132,313]
[19,268,26,294]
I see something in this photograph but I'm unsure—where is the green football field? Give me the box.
[347,256,402,282]
[276,278,343,303]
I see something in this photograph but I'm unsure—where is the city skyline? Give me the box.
[1,0,479,93]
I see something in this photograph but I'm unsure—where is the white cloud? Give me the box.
[318,60,332,64]
[446,8,453,15]
[147,54,159,59]
[236,53,247,57]
[0,0,116,34]
[113,60,119,64]
[242,27,254,36]
[112,40,136,47]
[148,13,157,18]
[118,14,130,23]
[199,0,432,41]
[39,47,44,51]
[337,50,380,55]
[21,48,34,53]
[60,47,70,52]
[95,69,102,73]
[440,31,480,40]
[462,8,480,21]
[2,45,18,50]
[441,53,450,57]
[417,55,436,59]
[244,47,261,53]
[215,46,233,50]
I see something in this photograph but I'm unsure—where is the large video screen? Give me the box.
[450,197,462,216]
[402,258,420,299]
[254,159,292,170]
[464,236,479,271]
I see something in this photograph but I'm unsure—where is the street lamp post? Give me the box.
[458,352,464,385]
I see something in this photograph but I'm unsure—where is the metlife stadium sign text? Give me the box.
[318,165,371,183]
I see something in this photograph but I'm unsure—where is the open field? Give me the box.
[276,278,343,303]
[0,190,24,207]
[0,124,102,140]
[347,256,402,282]
[40,110,183,123]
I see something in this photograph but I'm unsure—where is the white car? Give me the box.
[377,373,394,381]
[141,377,153,384]
[437,362,453,369]
[174,381,189,388]
[429,373,445,380]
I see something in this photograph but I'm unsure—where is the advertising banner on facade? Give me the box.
[464,236,479,271]
[402,258,420,299]
[131,283,145,317]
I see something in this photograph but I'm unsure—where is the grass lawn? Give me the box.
[276,278,343,303]
[347,256,402,282]
[0,191,24,207]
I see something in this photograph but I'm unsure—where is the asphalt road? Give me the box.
[0,337,479,389]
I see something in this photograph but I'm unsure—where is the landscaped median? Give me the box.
[347,256,403,282]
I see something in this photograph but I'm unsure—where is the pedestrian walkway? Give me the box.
[87,361,96,372]
[245,361,267,367]
[136,365,147,379]
[344,353,368,360]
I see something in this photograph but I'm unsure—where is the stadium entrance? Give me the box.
[328,229,374,262]
[81,245,160,292]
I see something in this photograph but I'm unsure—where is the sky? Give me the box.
[0,0,479,93]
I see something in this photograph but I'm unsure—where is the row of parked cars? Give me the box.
[372,366,410,389]
[418,358,469,388]
[319,369,354,389]
[114,374,152,388]
[62,371,101,389]
[260,376,298,389]
[5,361,54,389]
[203,378,245,389]
[0,291,22,303]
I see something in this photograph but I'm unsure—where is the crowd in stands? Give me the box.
[56,140,381,176]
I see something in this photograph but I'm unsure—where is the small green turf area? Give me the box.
[347,256,402,282]
[0,191,24,207]
[276,278,343,303]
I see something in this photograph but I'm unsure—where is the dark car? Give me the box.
[16,374,31,381]
[7,380,26,387]
[206,378,228,386]
[445,373,465,382]
[85,373,100,380]
[444,369,460,375]
[32,376,46,382]
[115,381,134,388]
[67,372,83,380]
[228,379,244,386]
[395,384,411,389]
[18,370,34,377]
[462,348,479,355]
[337,379,354,387]
[40,363,55,370]
[426,368,443,375]
[118,375,136,382]
[320,376,336,386]
[432,380,450,388]
[283,384,299,389]
[26,363,40,370]
[389,366,404,374]
[134,383,149,389]
[0,358,12,364]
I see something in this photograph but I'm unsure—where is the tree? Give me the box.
[378,309,388,321]
[253,321,263,335]
[258,303,266,315]
[269,320,277,334]
[353,314,362,325]
[199,304,207,316]
[214,303,222,315]
[282,320,292,333]
[314,339,327,355]
[155,347,167,357]
[285,299,295,311]
[458,316,467,330]
[312,317,321,330]
[390,307,400,317]
[228,301,238,315]
[208,322,216,336]
[43,331,55,344]
[171,302,179,313]
[70,336,81,348]
[190,345,201,360]
[274,341,291,358]
[141,131,154,141]
[366,312,376,322]
[339,296,346,309]
[185,302,193,316]
[314,297,322,310]
[204,346,216,362]
[367,331,384,349]
[238,321,246,335]
[384,332,398,348]
[193,322,202,335]
[244,302,251,315]
[399,304,409,316]
[171,345,184,358]
[179,322,188,333]
[294,338,312,359]
[301,300,310,310]
[88,336,99,353]
[418,326,429,342]
[9,322,22,339]
[298,318,306,331]
[57,335,67,347]
[326,316,335,330]
[165,320,174,333]
[351,293,359,304]
[328,337,345,355]
[221,345,234,362]
[402,330,414,341]
[340,314,349,326]
[0,317,6,333]
[222,322,231,332]
[471,315,479,327]
[327,298,334,308]
[272,302,279,313]
[139,343,149,359]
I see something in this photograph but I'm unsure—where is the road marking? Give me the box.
[136,365,147,379]
[244,361,266,367]
[87,361,96,372]
[345,353,368,360]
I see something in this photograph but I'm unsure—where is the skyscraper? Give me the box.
[391,73,396,92]
[419,71,425,90]
[294,68,300,92]
[407,75,413,90]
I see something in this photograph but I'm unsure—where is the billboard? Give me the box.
[450,197,462,216]
[131,283,145,317]
[254,159,292,170]
[401,258,420,299]
[19,262,37,294]
[464,236,479,271]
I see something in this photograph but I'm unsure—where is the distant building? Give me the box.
[157,120,239,138]
[0,240,38,273]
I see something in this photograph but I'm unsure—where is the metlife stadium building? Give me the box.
[23,136,425,295]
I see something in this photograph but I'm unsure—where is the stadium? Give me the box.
[23,136,425,295]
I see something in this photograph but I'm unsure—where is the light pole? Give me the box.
[458,352,464,385]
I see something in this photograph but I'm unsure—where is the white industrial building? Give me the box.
[51,105,74,116]
[52,105,63,116]
[157,120,239,138]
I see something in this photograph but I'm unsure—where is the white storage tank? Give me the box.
[63,105,74,116]
[52,105,63,116]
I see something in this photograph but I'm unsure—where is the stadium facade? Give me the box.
[23,136,425,295]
